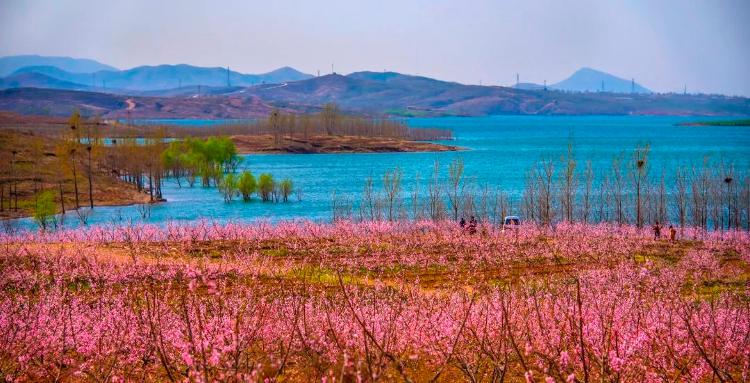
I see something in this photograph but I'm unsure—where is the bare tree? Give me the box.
[360,174,376,221]
[411,172,422,221]
[631,144,650,228]
[611,154,625,225]
[428,160,444,221]
[691,164,710,230]
[673,166,689,233]
[560,143,577,222]
[270,109,281,145]
[321,103,339,136]
[581,160,593,223]
[447,157,465,221]
[382,168,402,221]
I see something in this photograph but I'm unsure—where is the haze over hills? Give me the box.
[0,55,314,91]
[0,55,117,77]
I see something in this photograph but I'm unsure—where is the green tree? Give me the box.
[258,173,275,202]
[31,190,56,231]
[218,173,239,202]
[238,171,257,201]
[279,179,293,202]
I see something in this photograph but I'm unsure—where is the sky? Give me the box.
[1,0,749,96]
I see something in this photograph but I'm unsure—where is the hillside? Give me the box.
[240,73,748,116]
[0,88,279,118]
[1,73,749,118]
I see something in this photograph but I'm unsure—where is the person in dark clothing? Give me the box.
[468,216,477,235]
[459,217,466,229]
[653,221,661,240]
[669,225,677,242]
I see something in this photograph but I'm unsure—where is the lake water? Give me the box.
[10,115,750,229]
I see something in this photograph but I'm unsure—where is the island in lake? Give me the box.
[678,119,750,126]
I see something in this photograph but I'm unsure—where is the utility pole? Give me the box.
[601,80,605,92]
[631,78,635,93]
[317,70,320,77]
[331,63,334,74]
[516,73,519,87]
[684,84,687,95]
[544,80,547,91]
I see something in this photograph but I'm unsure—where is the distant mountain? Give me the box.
[0,72,92,91]
[551,67,650,93]
[261,66,315,83]
[9,63,314,91]
[0,55,117,77]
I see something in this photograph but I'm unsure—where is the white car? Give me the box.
[502,215,520,232]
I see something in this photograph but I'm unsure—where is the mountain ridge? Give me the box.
[5,59,314,91]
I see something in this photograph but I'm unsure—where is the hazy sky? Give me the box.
[1,0,749,95]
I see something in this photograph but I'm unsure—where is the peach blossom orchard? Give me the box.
[1,221,749,382]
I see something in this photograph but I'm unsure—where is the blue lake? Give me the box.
[11,115,750,229]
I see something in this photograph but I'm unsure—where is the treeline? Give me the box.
[93,104,450,142]
[176,104,451,142]
[332,149,750,233]
[4,103,452,142]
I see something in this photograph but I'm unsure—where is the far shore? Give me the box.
[231,134,462,154]
[677,118,750,127]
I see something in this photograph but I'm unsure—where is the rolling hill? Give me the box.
[2,72,748,119]
[0,72,92,91]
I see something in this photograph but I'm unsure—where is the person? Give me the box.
[669,225,677,242]
[459,217,466,229]
[652,220,661,240]
[468,216,477,235]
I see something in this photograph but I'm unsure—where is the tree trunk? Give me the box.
[71,160,80,209]
[58,181,66,214]
[87,149,94,209]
